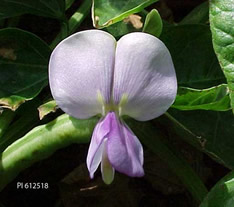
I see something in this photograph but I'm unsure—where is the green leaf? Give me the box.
[166,109,234,169]
[200,171,234,207]
[180,1,209,24]
[173,84,231,111]
[160,24,226,89]
[0,28,51,110]
[0,0,65,20]
[143,9,162,37]
[0,114,98,191]
[209,0,234,111]
[126,119,208,203]
[38,100,57,120]
[92,0,158,28]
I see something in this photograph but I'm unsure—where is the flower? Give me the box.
[49,30,177,184]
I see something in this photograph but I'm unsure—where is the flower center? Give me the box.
[97,90,128,116]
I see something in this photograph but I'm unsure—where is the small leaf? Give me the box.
[143,9,162,37]
[38,100,58,120]
[200,171,234,207]
[0,0,65,20]
[92,0,158,28]
[209,0,234,111]
[0,28,51,110]
[173,84,231,111]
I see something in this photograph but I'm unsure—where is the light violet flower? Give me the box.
[49,30,177,184]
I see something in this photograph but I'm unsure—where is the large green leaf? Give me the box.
[200,171,234,207]
[0,28,51,110]
[92,0,158,28]
[0,0,65,20]
[165,109,234,169]
[160,24,226,89]
[172,84,231,111]
[210,0,234,111]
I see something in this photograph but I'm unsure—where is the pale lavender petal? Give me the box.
[107,112,144,177]
[49,30,116,119]
[113,32,177,121]
[86,114,111,178]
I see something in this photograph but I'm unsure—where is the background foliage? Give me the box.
[0,0,233,206]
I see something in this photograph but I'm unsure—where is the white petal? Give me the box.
[49,30,116,119]
[113,32,177,121]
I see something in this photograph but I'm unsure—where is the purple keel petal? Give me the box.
[113,32,177,121]
[86,114,112,178]
[107,113,144,177]
[49,30,116,119]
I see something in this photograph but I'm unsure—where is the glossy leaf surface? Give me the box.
[0,0,65,20]
[0,28,51,110]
